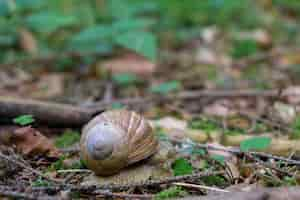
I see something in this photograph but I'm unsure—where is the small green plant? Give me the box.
[224,129,245,136]
[112,73,140,87]
[240,136,271,152]
[48,155,66,171]
[111,102,125,109]
[291,116,300,139]
[188,118,219,133]
[31,177,51,187]
[172,158,193,176]
[282,176,298,186]
[13,114,35,126]
[55,130,80,148]
[155,186,187,200]
[150,80,181,94]
[231,39,258,59]
[202,175,226,186]
[211,154,225,165]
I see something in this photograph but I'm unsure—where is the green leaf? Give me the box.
[172,158,193,176]
[16,0,46,11]
[211,155,225,165]
[114,31,157,61]
[69,25,113,53]
[150,80,180,94]
[112,73,139,86]
[13,115,35,126]
[112,18,155,33]
[107,0,136,19]
[231,39,258,59]
[111,102,124,109]
[71,25,113,43]
[155,186,187,200]
[240,136,271,152]
[55,130,80,148]
[26,12,77,34]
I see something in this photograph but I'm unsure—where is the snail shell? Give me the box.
[80,110,158,176]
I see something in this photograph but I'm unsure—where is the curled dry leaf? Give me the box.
[99,52,156,76]
[12,126,60,158]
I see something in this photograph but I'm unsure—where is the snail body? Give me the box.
[80,110,158,176]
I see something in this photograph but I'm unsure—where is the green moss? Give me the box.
[31,177,52,187]
[55,130,80,148]
[155,186,187,200]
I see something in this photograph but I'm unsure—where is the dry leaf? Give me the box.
[281,86,300,105]
[12,126,60,158]
[99,52,156,76]
[19,28,38,55]
[203,100,237,117]
[30,73,64,99]
[269,102,296,124]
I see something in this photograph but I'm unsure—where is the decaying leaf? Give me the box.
[12,126,60,158]
[99,52,156,76]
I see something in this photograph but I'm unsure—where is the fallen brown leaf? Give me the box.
[19,28,38,55]
[99,52,156,76]
[12,126,60,158]
[281,86,300,105]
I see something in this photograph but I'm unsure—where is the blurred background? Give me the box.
[1,0,300,111]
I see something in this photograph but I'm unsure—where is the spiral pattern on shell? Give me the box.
[80,110,158,176]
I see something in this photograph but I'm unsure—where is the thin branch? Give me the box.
[0,151,62,184]
[0,186,56,200]
[32,170,224,193]
[170,138,300,166]
[173,182,230,193]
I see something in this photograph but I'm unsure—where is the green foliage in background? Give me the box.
[0,0,268,68]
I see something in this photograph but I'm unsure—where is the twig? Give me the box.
[173,182,229,193]
[32,170,224,193]
[0,97,99,127]
[170,138,300,166]
[86,89,279,109]
[57,169,93,174]
[0,51,111,68]
[0,186,56,200]
[0,151,62,184]
[95,190,153,199]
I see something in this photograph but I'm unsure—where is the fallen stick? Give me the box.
[0,97,101,127]
[0,89,280,127]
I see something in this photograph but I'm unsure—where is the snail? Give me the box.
[80,110,158,176]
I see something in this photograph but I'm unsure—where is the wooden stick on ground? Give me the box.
[0,97,101,127]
